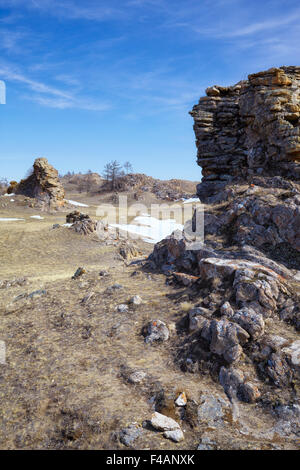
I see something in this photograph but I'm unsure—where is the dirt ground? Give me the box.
[0,191,298,450]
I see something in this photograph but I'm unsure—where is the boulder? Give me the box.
[11,158,65,209]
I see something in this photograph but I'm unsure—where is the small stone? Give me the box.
[238,382,261,403]
[99,270,109,277]
[128,370,147,384]
[116,304,129,313]
[232,308,265,339]
[220,302,234,317]
[197,394,229,427]
[282,340,300,371]
[129,295,143,305]
[106,283,123,294]
[163,429,184,442]
[145,320,169,343]
[72,267,86,279]
[197,435,216,450]
[175,392,187,407]
[173,272,199,286]
[28,289,47,299]
[111,283,123,289]
[119,424,143,447]
[150,412,180,431]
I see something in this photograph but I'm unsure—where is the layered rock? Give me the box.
[190,66,300,202]
[66,211,97,235]
[148,66,300,409]
[10,158,65,209]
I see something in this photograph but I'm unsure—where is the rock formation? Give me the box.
[148,66,300,412]
[9,157,65,209]
[190,66,300,202]
[66,211,97,235]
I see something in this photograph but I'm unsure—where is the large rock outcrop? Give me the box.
[190,66,300,202]
[10,158,65,209]
[148,66,300,412]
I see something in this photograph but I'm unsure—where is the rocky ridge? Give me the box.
[190,66,300,202]
[148,67,300,421]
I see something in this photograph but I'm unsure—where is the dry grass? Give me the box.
[0,190,298,450]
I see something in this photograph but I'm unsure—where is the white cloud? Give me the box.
[0,64,111,110]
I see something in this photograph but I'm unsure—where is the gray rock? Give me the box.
[116,304,129,313]
[220,302,234,317]
[129,295,143,305]
[145,320,169,344]
[150,412,180,431]
[128,370,147,384]
[163,429,184,442]
[119,424,143,447]
[282,340,300,373]
[232,308,265,339]
[197,435,217,450]
[28,289,47,299]
[197,394,229,427]
[209,318,249,363]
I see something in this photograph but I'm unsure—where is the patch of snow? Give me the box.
[66,199,89,207]
[30,215,44,220]
[62,223,73,227]
[110,215,183,244]
[10,199,14,202]
[2,193,15,197]
[0,218,25,221]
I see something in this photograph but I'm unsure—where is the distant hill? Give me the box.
[61,171,197,201]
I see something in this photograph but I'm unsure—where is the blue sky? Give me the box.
[1,0,300,181]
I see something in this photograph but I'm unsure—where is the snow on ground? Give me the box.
[0,218,25,221]
[110,214,183,244]
[2,193,15,197]
[30,215,44,220]
[66,200,89,207]
[62,223,73,227]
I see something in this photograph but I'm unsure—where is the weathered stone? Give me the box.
[116,304,129,313]
[119,241,141,260]
[265,353,293,387]
[128,370,147,384]
[197,394,229,426]
[129,295,143,305]
[150,412,180,431]
[145,320,169,344]
[232,307,265,339]
[163,429,184,442]
[175,392,187,407]
[173,272,199,286]
[209,318,249,363]
[119,424,143,447]
[188,307,211,332]
[220,302,234,317]
[72,267,86,279]
[282,340,300,373]
[219,367,261,403]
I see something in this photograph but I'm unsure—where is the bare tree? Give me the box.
[124,161,133,174]
[0,177,9,195]
[103,160,124,190]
